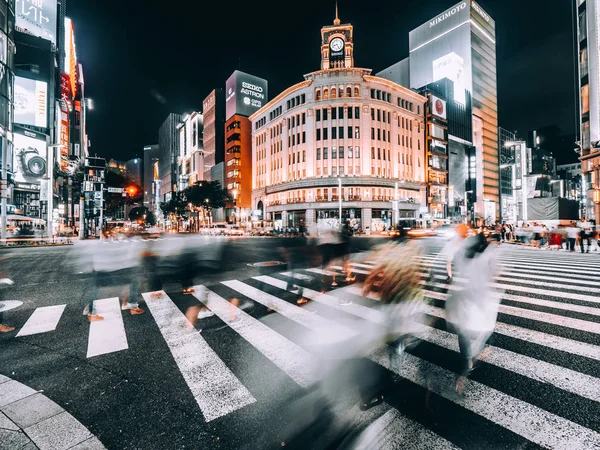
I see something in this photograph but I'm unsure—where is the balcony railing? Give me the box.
[348,195,362,201]
[315,197,327,202]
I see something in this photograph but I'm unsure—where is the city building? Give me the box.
[379,0,499,223]
[557,162,583,217]
[250,9,427,232]
[202,89,225,181]
[499,127,518,221]
[143,144,159,213]
[107,158,126,174]
[125,157,143,186]
[82,156,105,238]
[157,113,182,202]
[178,111,203,190]
[527,127,558,177]
[225,70,268,224]
[575,0,600,219]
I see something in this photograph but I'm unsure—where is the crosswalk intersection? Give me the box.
[2,244,600,448]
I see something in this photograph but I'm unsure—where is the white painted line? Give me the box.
[494,275,600,294]
[221,280,356,343]
[86,298,128,358]
[351,408,459,450]
[143,291,255,421]
[192,286,317,388]
[255,276,384,324]
[17,305,66,337]
[371,350,600,449]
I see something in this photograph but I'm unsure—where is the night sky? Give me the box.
[68,0,577,163]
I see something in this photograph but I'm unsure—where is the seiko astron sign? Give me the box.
[225,70,268,120]
[429,2,467,28]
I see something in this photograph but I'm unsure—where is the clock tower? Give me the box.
[321,2,354,70]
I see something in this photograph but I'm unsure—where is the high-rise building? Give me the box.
[575,0,600,219]
[250,8,427,232]
[143,144,159,211]
[178,112,203,190]
[379,1,499,223]
[125,158,143,186]
[157,113,182,202]
[225,70,268,223]
[498,127,518,221]
[202,89,225,181]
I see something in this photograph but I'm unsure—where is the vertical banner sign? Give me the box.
[64,18,77,98]
[59,73,70,171]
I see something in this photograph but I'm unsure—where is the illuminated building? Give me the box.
[178,111,203,190]
[250,8,427,232]
[158,113,182,202]
[143,144,159,211]
[379,1,499,224]
[575,0,600,220]
[202,89,225,180]
[225,70,268,224]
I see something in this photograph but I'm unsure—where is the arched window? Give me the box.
[346,86,352,97]
[339,87,344,98]
[323,88,329,100]
[315,89,321,101]
[331,88,337,99]
[354,86,360,97]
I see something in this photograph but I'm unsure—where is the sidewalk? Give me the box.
[0,374,106,450]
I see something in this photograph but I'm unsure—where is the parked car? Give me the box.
[210,224,227,236]
[226,226,245,236]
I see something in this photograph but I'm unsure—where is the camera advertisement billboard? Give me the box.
[16,0,58,46]
[13,127,48,188]
[14,76,48,128]
[225,70,268,120]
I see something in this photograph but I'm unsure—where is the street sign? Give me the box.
[107,187,124,193]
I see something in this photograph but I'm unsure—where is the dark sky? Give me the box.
[68,0,577,163]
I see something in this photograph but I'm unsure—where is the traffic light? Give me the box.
[126,186,138,197]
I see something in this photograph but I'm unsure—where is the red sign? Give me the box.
[60,72,71,110]
[60,110,69,171]
[435,99,444,116]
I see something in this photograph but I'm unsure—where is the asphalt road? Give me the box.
[0,236,599,449]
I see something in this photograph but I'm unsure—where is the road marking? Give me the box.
[192,286,317,388]
[372,350,600,449]
[143,291,255,422]
[16,305,66,337]
[86,298,128,358]
[352,408,459,450]
[221,280,356,343]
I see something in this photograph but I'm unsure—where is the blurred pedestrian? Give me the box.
[442,224,468,282]
[281,234,308,304]
[0,276,15,333]
[446,232,501,394]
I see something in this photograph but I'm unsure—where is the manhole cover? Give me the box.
[247,261,285,267]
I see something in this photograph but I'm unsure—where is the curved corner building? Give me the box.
[250,11,427,232]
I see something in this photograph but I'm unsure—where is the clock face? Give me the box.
[330,37,344,53]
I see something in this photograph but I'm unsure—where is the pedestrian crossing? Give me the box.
[2,245,600,447]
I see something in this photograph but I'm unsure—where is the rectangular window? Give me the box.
[348,126,352,138]
[339,146,344,158]
[388,149,391,161]
[323,147,329,159]
[370,89,375,99]
[323,109,329,120]
[355,107,360,118]
[348,147,353,158]
[371,128,375,139]
[371,147,375,159]
[324,128,329,140]
[292,135,295,146]
[332,167,337,176]
[332,127,337,139]
[371,108,375,120]
[377,129,381,140]
[339,107,344,119]
[301,94,306,104]
[317,167,321,176]
[582,84,590,114]
[348,107,353,119]
[378,148,381,160]
[302,112,306,124]
[377,109,381,121]
[355,127,360,139]
[339,127,344,139]
[355,146,360,158]
[382,148,386,160]
[332,147,337,159]
[302,131,306,143]
[339,166,344,175]
[317,148,321,160]
[292,116,295,128]
[317,129,321,141]
[332,108,337,120]
[388,130,391,142]
[316,109,321,121]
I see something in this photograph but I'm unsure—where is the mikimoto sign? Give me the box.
[225,70,268,120]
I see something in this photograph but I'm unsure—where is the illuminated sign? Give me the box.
[225,70,268,120]
[471,1,490,22]
[433,52,466,105]
[16,0,58,46]
[429,2,467,27]
[429,95,447,120]
[203,90,215,111]
[14,76,48,128]
[64,17,77,98]
[13,126,48,188]
[60,110,69,171]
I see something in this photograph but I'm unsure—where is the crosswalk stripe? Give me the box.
[265,276,600,402]
[371,350,600,449]
[86,298,128,358]
[350,408,459,450]
[16,305,66,337]
[142,291,255,422]
[191,286,317,388]
[221,280,356,343]
[334,283,600,362]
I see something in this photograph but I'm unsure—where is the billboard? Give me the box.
[433,52,467,104]
[13,127,48,188]
[59,109,69,171]
[14,76,48,128]
[64,18,77,98]
[225,71,268,120]
[430,95,447,120]
[16,0,58,46]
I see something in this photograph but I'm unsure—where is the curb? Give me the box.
[0,374,106,450]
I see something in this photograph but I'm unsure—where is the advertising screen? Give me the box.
[430,95,447,120]
[14,76,48,128]
[59,110,69,171]
[13,127,48,188]
[16,0,58,46]
[225,71,268,120]
[64,18,77,98]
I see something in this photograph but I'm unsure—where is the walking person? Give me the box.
[0,277,15,333]
[282,233,308,304]
[443,224,468,283]
[567,223,579,252]
[445,232,501,394]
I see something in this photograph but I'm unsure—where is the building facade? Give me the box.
[143,144,159,213]
[178,111,203,190]
[202,89,225,181]
[576,0,600,219]
[380,0,499,222]
[157,113,182,202]
[250,12,427,233]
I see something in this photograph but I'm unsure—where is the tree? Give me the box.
[185,181,231,229]
[160,194,187,231]
[128,206,149,224]
[146,211,157,226]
